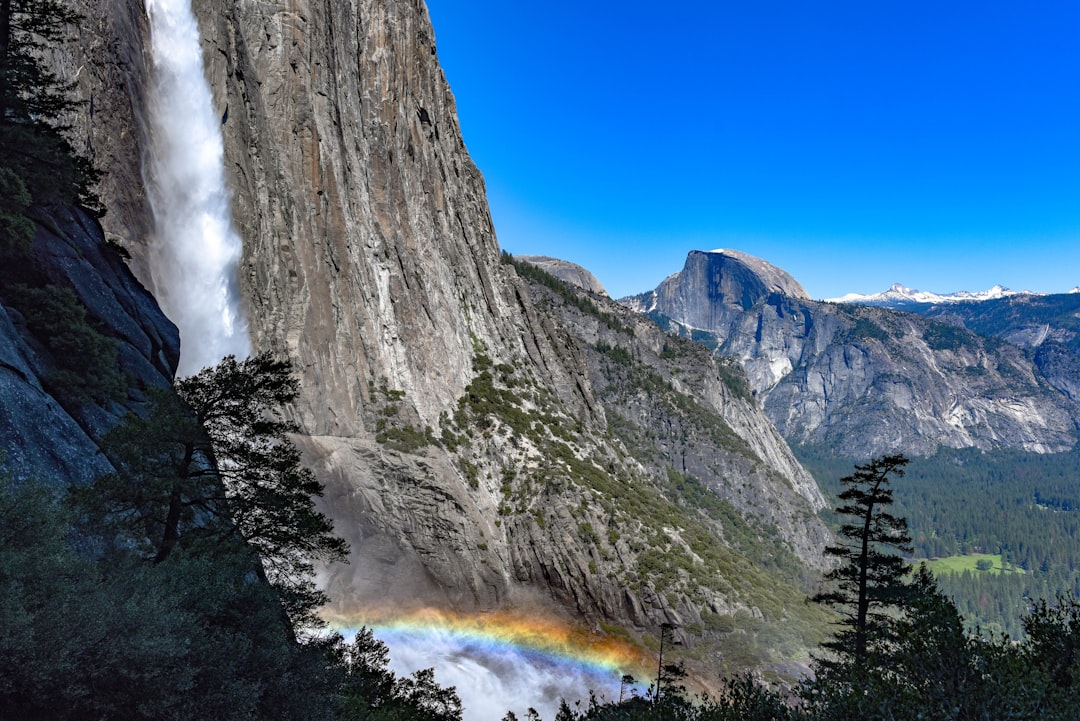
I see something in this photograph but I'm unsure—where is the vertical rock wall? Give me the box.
[66,0,155,281]
[198,0,544,435]
[190,0,611,613]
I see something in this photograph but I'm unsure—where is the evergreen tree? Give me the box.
[331,629,463,721]
[84,352,347,628]
[0,163,33,254]
[0,0,100,223]
[1022,594,1080,706]
[811,453,913,668]
[0,470,341,721]
[175,352,348,625]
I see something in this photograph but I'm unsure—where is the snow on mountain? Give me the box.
[828,282,1039,307]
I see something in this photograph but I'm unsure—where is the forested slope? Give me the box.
[800,444,1080,637]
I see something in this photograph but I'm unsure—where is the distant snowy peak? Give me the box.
[829,282,1038,307]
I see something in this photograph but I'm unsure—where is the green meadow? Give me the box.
[919,553,1018,576]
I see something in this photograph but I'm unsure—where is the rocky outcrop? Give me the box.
[630,251,1079,457]
[0,207,179,485]
[625,249,810,332]
[518,256,609,296]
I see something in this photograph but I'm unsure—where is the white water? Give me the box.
[143,0,249,375]
[371,629,642,721]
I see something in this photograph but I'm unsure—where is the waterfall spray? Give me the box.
[329,608,650,720]
[375,628,641,721]
[143,0,250,376]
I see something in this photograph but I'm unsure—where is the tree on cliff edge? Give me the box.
[811,453,913,670]
[85,352,347,628]
[0,0,100,222]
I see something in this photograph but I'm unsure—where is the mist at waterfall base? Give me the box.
[143,0,250,375]
[381,630,622,720]
[339,615,650,721]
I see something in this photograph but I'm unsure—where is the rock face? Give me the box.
[64,0,156,283]
[56,0,833,672]
[0,208,180,485]
[191,0,602,614]
[629,250,810,333]
[903,293,1080,405]
[205,0,529,436]
[517,255,609,296]
[514,257,829,560]
[626,251,1080,458]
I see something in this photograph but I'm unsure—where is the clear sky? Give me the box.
[424,1,1080,300]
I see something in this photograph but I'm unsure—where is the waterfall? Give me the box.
[143,0,250,376]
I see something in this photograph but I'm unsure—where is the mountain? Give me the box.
[40,0,836,676]
[829,283,1033,309]
[903,292,1080,405]
[623,251,1080,458]
[831,284,1080,405]
[633,250,810,323]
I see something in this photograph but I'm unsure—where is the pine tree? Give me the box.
[84,352,348,628]
[176,352,349,626]
[812,453,913,668]
[0,0,100,221]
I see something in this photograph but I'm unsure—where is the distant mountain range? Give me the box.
[620,250,1080,458]
[829,282,1080,309]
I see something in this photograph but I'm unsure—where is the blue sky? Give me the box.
[424,1,1080,300]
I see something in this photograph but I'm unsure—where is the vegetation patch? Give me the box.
[924,321,979,352]
[714,357,754,403]
[504,252,634,335]
[375,424,435,454]
[923,553,1012,576]
[845,316,890,343]
[664,469,802,579]
[595,341,633,365]
[4,284,125,406]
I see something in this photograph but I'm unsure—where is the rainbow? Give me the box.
[323,605,654,683]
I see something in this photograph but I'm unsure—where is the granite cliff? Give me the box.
[44,0,834,671]
[0,207,179,485]
[624,250,1080,457]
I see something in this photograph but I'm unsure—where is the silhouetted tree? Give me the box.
[0,0,100,217]
[84,352,347,627]
[812,453,913,669]
[1023,593,1080,708]
[333,628,462,721]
